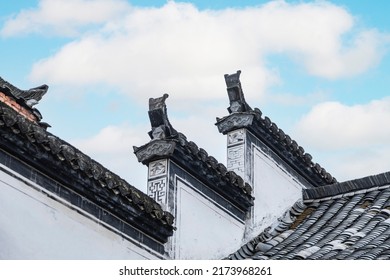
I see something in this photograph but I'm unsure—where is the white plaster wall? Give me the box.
[173,178,245,259]
[249,146,303,236]
[0,165,161,260]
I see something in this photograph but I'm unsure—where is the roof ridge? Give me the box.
[216,71,336,187]
[0,76,48,124]
[176,131,253,195]
[0,101,174,228]
[303,171,390,201]
[134,127,254,210]
[134,94,253,198]
[225,199,307,260]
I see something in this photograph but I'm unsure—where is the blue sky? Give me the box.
[1,0,390,192]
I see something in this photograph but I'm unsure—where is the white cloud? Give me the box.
[304,145,390,183]
[265,90,328,107]
[71,123,150,192]
[293,97,390,181]
[72,123,148,155]
[303,29,387,78]
[1,0,130,37]
[21,0,388,106]
[294,98,390,150]
[4,0,390,188]
[334,147,390,181]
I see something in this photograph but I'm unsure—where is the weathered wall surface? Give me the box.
[147,159,247,259]
[171,177,245,259]
[250,146,303,234]
[226,129,305,242]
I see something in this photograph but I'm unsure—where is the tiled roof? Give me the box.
[227,172,390,260]
[134,94,254,213]
[0,99,175,238]
[216,71,336,187]
[173,132,253,210]
[0,76,48,124]
[176,132,253,196]
[135,132,252,197]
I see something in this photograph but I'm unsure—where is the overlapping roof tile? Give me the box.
[216,71,337,187]
[227,172,390,260]
[0,100,174,230]
[134,94,254,212]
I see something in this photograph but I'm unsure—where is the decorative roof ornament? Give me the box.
[0,76,49,126]
[0,76,48,107]
[0,100,176,237]
[224,70,251,113]
[148,93,178,140]
[217,70,337,187]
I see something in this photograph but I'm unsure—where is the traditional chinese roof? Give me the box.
[227,172,390,260]
[216,71,337,187]
[134,94,254,213]
[0,82,174,244]
[0,76,48,125]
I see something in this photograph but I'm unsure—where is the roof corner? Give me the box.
[0,76,49,127]
[216,70,336,187]
[134,94,179,165]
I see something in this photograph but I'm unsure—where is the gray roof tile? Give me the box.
[218,71,337,187]
[0,100,175,235]
[228,173,390,260]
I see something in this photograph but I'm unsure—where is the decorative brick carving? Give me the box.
[148,178,167,205]
[133,140,176,164]
[216,113,254,134]
[228,129,245,146]
[227,144,245,176]
[149,159,167,179]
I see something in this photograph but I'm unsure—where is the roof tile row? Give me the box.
[218,71,336,187]
[0,101,174,227]
[227,173,390,260]
[176,132,253,195]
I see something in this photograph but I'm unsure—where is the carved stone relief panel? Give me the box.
[134,140,176,164]
[148,178,167,205]
[227,145,245,177]
[149,159,167,179]
[216,113,254,134]
[227,129,246,178]
[227,129,245,147]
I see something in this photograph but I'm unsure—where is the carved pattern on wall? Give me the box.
[227,144,245,177]
[216,113,254,134]
[148,178,167,205]
[149,159,167,179]
[134,140,176,163]
[228,129,245,146]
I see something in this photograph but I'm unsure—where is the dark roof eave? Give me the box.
[134,133,254,213]
[216,111,336,187]
[171,140,254,212]
[0,102,174,242]
[304,171,390,201]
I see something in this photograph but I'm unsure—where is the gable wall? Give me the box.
[227,129,306,241]
[147,159,247,259]
[0,162,163,260]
